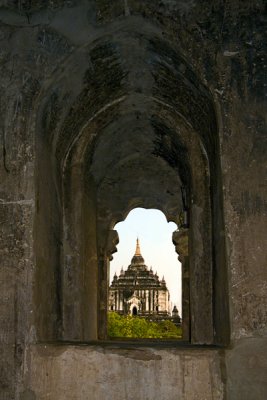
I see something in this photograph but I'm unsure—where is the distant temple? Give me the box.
[109,239,180,323]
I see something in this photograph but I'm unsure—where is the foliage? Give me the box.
[108,312,182,339]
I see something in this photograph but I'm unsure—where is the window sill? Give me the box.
[38,339,223,350]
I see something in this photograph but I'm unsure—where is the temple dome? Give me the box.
[109,238,172,319]
[130,238,145,265]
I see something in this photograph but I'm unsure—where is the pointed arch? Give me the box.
[34,20,229,345]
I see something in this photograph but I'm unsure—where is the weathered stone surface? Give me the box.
[226,338,267,400]
[26,344,224,400]
[0,0,266,398]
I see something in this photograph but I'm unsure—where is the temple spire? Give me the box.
[135,237,141,256]
[131,237,145,266]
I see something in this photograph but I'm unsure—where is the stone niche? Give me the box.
[0,1,266,399]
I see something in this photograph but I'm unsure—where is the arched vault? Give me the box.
[34,19,228,345]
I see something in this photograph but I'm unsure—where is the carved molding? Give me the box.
[172,229,189,262]
[106,229,119,260]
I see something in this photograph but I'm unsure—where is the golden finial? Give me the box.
[135,237,141,256]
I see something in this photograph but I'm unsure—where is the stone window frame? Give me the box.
[34,30,230,348]
[34,115,230,347]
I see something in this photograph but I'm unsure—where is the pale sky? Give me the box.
[110,208,182,315]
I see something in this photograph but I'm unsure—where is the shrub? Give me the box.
[108,312,182,339]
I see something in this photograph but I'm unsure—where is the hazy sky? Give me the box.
[110,208,182,314]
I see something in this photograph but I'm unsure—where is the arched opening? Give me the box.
[34,24,229,346]
[110,209,181,311]
[132,307,138,316]
[108,208,181,339]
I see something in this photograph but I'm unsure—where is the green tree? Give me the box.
[108,312,182,339]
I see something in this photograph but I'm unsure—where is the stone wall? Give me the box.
[0,1,266,399]
[26,344,224,400]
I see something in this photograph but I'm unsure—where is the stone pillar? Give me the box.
[98,230,119,340]
[172,229,190,341]
[119,291,123,311]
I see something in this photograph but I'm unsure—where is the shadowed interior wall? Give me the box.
[36,31,225,345]
[0,1,266,399]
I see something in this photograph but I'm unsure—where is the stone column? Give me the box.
[98,230,119,340]
[119,291,123,311]
[172,229,190,341]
